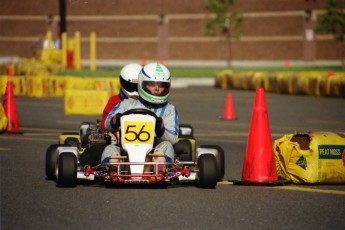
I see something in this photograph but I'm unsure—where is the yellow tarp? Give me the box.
[64,76,95,90]
[10,76,27,96]
[0,76,28,97]
[0,104,8,132]
[64,89,110,115]
[94,77,120,96]
[27,76,49,98]
[48,76,66,97]
[0,76,7,96]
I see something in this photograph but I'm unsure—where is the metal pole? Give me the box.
[224,17,231,68]
[59,0,66,33]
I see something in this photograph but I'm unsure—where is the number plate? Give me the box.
[123,121,154,144]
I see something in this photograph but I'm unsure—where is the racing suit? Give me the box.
[100,90,126,130]
[101,97,179,164]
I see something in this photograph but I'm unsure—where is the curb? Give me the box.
[172,78,214,88]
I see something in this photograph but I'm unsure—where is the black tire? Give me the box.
[64,137,80,149]
[200,145,225,181]
[45,144,59,180]
[79,144,106,166]
[57,152,77,187]
[80,132,90,148]
[175,139,193,161]
[197,154,218,188]
[79,122,92,143]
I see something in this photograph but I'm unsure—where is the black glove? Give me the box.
[155,117,165,138]
[110,113,122,130]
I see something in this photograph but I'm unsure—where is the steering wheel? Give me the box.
[122,108,158,119]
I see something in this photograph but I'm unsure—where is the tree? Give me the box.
[205,0,242,68]
[314,0,345,69]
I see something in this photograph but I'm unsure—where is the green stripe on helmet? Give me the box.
[139,86,169,104]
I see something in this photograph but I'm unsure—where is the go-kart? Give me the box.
[45,108,225,188]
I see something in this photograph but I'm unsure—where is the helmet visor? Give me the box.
[142,81,170,96]
[120,76,137,93]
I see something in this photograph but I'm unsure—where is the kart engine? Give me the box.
[87,131,112,146]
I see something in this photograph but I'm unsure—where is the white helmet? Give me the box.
[119,63,142,98]
[138,62,171,105]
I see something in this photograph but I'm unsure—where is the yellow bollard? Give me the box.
[46,31,53,49]
[74,31,81,70]
[61,32,67,69]
[90,32,96,71]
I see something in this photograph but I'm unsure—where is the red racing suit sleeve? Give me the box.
[100,95,121,130]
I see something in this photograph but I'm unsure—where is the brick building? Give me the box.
[0,0,343,66]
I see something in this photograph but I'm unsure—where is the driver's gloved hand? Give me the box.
[155,117,165,138]
[110,113,122,130]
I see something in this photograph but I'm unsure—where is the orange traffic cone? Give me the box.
[221,92,236,120]
[2,66,22,134]
[233,88,286,185]
[159,58,165,65]
[7,65,13,76]
[141,55,147,66]
[284,60,289,68]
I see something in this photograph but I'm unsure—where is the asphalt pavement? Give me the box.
[1,85,345,230]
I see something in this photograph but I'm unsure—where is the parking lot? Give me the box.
[1,85,345,229]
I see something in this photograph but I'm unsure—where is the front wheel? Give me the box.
[200,145,225,181]
[197,154,218,188]
[57,152,77,187]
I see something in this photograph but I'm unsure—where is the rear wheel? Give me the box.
[200,145,225,181]
[57,152,77,187]
[197,154,218,188]
[175,139,193,161]
[64,137,80,149]
[45,144,59,180]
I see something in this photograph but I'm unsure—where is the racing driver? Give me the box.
[102,62,179,173]
[100,63,142,130]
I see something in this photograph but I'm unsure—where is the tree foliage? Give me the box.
[314,0,345,68]
[314,0,345,41]
[205,0,242,67]
[205,0,242,38]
